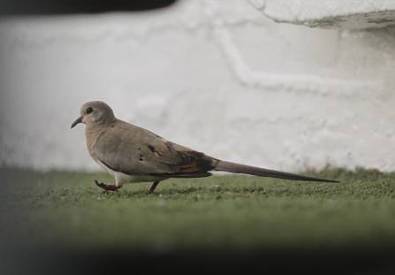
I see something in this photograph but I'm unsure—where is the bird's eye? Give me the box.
[86,107,93,114]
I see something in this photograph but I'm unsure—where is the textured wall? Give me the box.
[1,0,395,171]
[250,0,395,29]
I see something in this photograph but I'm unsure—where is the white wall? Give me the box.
[1,0,395,172]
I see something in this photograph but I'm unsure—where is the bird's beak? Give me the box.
[71,116,83,129]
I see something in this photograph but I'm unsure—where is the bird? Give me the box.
[71,101,338,193]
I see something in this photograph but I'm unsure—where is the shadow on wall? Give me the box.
[0,0,178,15]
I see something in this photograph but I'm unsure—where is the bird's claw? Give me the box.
[94,180,119,192]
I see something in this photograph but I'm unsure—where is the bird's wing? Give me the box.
[92,120,214,176]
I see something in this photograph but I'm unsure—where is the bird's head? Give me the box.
[71,101,116,129]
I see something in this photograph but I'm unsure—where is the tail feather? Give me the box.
[214,160,338,183]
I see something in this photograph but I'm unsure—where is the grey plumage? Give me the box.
[71,101,338,192]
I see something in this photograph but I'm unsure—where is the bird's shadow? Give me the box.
[124,186,206,197]
[92,185,274,199]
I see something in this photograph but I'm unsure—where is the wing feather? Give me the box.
[91,120,214,177]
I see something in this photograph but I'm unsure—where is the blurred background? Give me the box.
[2,1,395,274]
[1,0,395,173]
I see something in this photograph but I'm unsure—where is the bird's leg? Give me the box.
[148,181,160,193]
[94,180,121,192]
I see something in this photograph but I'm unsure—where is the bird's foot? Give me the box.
[94,180,120,192]
[147,181,160,194]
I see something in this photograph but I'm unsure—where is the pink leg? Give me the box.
[94,180,121,192]
[148,181,160,193]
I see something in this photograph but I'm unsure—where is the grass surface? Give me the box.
[1,167,395,252]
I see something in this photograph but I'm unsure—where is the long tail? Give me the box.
[213,160,338,183]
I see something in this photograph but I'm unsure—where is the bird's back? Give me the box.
[87,119,215,177]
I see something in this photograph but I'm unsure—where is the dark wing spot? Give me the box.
[139,154,144,161]
[147,145,162,157]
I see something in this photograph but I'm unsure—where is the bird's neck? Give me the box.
[85,121,115,153]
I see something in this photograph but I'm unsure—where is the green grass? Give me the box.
[2,167,395,252]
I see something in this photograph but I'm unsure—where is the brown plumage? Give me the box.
[71,101,338,193]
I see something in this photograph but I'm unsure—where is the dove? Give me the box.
[71,101,338,192]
